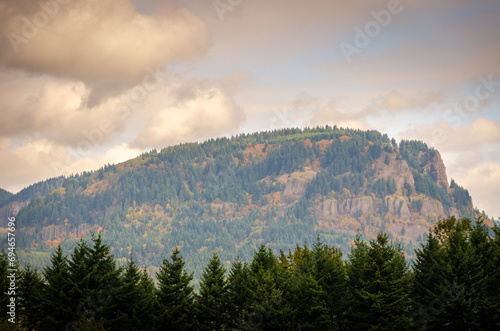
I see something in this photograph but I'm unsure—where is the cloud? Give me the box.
[451,162,500,218]
[368,90,445,112]
[0,137,142,193]
[403,118,500,152]
[131,80,245,149]
[0,74,127,147]
[0,0,210,104]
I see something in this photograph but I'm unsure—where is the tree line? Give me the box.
[3,217,497,330]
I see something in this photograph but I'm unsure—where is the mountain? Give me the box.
[0,126,489,279]
[0,188,13,206]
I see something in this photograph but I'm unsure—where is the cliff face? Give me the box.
[424,150,449,188]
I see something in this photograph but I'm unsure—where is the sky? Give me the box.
[0,0,499,218]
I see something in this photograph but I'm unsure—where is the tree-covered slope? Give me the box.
[0,126,481,279]
[0,188,12,207]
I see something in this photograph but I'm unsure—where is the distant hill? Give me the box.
[0,126,489,279]
[0,188,12,206]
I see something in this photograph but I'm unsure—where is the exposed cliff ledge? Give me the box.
[373,153,415,193]
[321,196,374,218]
[385,195,411,221]
[414,196,446,218]
[423,150,449,188]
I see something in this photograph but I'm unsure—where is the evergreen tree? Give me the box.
[285,244,331,330]
[18,265,44,330]
[65,234,122,329]
[197,252,229,330]
[137,269,158,330]
[312,237,347,329]
[411,217,499,330]
[41,245,74,330]
[226,257,252,330]
[155,247,197,330]
[346,233,412,330]
[410,232,446,330]
[114,258,147,330]
[247,245,286,330]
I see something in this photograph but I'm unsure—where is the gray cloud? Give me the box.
[0,0,210,104]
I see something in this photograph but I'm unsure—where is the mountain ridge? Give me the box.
[0,126,492,279]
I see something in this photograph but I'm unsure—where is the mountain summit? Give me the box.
[0,126,486,277]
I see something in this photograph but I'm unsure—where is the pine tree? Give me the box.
[410,232,446,330]
[247,245,287,330]
[65,234,122,329]
[18,265,44,330]
[312,237,347,329]
[346,233,412,330]
[197,252,229,330]
[226,257,252,330]
[285,243,331,330]
[41,245,75,330]
[155,247,197,330]
[86,233,123,328]
[411,217,499,330]
[137,269,157,330]
[114,258,145,330]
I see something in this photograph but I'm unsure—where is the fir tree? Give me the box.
[197,252,229,330]
[41,245,74,330]
[312,237,347,329]
[18,265,44,330]
[155,247,197,330]
[114,258,146,330]
[226,257,252,330]
[346,233,412,330]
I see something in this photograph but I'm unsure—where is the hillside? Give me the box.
[0,188,12,206]
[0,126,487,279]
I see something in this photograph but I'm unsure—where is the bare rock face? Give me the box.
[419,198,445,216]
[0,201,29,226]
[396,159,415,192]
[448,207,460,218]
[385,196,411,221]
[283,179,306,200]
[321,197,374,218]
[374,153,415,193]
[348,197,375,215]
[321,199,338,218]
[424,150,449,188]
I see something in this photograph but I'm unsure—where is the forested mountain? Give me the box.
[0,126,489,279]
[2,217,499,330]
[0,188,12,206]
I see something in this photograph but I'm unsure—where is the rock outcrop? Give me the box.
[424,150,448,188]
[374,153,415,193]
[418,197,445,217]
[321,196,374,218]
[385,195,411,221]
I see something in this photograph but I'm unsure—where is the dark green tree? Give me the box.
[155,247,197,330]
[285,244,331,330]
[197,252,229,330]
[18,265,44,330]
[346,233,412,330]
[411,217,499,330]
[312,237,347,329]
[41,245,74,330]
[226,257,252,330]
[114,258,148,330]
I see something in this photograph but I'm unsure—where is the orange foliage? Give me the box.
[316,140,333,153]
[340,135,351,142]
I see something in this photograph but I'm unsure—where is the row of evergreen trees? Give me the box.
[2,216,498,330]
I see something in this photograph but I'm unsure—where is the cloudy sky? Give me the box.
[0,0,499,217]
